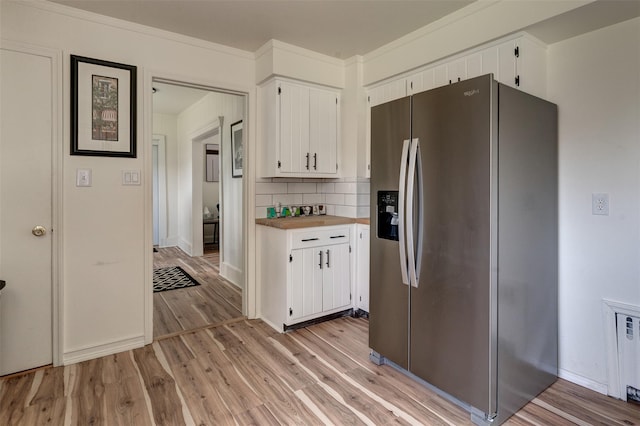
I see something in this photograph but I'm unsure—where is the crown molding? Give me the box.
[19,0,254,60]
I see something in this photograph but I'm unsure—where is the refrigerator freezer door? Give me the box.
[369,96,411,369]
[409,75,498,414]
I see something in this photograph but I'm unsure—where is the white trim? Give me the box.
[558,368,608,395]
[144,69,255,343]
[0,39,64,368]
[152,134,168,247]
[16,0,254,60]
[255,39,345,67]
[363,0,498,62]
[602,299,640,398]
[220,262,243,289]
[63,335,145,365]
[177,238,193,257]
[191,120,221,258]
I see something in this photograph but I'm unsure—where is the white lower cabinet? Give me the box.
[258,224,353,331]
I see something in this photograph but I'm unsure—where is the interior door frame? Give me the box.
[143,69,255,344]
[0,39,64,368]
[190,119,221,257]
[152,134,168,246]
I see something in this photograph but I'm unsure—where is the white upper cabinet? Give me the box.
[362,33,546,178]
[259,78,340,178]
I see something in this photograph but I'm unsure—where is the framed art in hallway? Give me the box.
[231,119,243,177]
[70,55,137,157]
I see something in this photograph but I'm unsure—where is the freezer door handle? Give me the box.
[406,138,420,288]
[398,139,411,286]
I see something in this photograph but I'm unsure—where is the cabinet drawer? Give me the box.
[291,226,350,249]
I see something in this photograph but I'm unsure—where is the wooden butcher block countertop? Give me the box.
[256,215,369,229]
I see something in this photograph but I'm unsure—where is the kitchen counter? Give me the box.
[256,215,368,229]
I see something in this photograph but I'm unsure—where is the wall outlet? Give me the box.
[592,193,609,216]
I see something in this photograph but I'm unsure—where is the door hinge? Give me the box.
[514,46,520,58]
[277,160,281,168]
[515,75,520,87]
[359,232,362,239]
[368,164,371,170]
[350,294,352,301]
[410,81,413,90]
[278,87,281,95]
[289,254,293,262]
[336,163,338,171]
[349,245,352,253]
[289,308,292,316]
[367,95,370,103]
[336,97,338,104]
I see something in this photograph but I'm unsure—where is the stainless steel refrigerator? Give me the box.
[369,74,558,425]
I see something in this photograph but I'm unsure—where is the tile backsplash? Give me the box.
[255,177,370,219]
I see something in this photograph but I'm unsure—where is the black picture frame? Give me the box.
[231,120,243,178]
[70,55,137,157]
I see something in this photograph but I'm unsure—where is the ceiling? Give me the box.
[152,82,211,115]
[50,0,474,59]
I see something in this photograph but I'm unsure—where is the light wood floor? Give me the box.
[1,316,638,425]
[153,247,243,339]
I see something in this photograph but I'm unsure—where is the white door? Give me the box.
[278,81,309,174]
[0,47,53,375]
[308,87,337,175]
[322,243,351,311]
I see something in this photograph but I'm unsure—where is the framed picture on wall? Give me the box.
[231,119,243,178]
[70,55,137,157]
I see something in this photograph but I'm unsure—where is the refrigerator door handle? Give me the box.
[406,138,420,288]
[398,139,411,286]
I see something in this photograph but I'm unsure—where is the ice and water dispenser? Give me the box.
[377,191,399,241]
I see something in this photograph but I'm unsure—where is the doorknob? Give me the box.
[32,226,47,237]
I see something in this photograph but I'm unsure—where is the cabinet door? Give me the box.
[279,82,310,174]
[290,248,323,321]
[356,226,370,312]
[322,243,351,311]
[407,68,435,96]
[447,58,466,84]
[497,39,518,89]
[309,87,338,175]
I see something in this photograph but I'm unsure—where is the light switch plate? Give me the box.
[122,170,141,186]
[76,169,92,187]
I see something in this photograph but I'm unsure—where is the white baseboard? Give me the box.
[63,335,145,365]
[160,236,179,248]
[558,368,608,395]
[220,262,243,289]
[178,238,192,256]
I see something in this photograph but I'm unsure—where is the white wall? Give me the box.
[176,92,245,287]
[547,17,640,391]
[0,1,254,362]
[152,113,179,246]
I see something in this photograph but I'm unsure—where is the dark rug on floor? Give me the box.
[153,266,200,293]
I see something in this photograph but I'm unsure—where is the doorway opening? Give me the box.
[151,79,246,340]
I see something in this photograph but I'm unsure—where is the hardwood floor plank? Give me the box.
[296,384,367,425]
[20,396,66,426]
[153,292,183,338]
[0,373,33,425]
[226,321,317,391]
[132,345,187,426]
[235,404,281,426]
[179,331,264,416]
[68,358,106,425]
[153,247,242,339]
[103,378,154,426]
[2,316,638,425]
